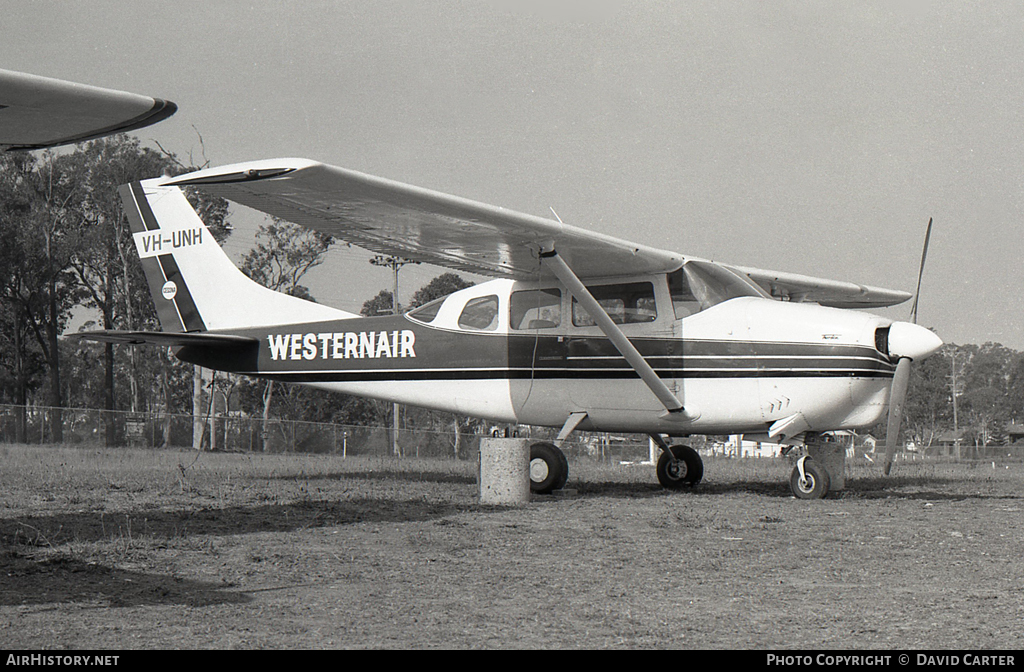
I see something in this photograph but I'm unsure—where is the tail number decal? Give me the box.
[266,330,416,361]
[134,229,203,258]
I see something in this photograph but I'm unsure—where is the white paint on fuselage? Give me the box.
[306,378,518,423]
[296,284,896,438]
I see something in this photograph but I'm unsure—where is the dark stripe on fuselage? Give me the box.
[180,315,896,384]
[258,368,894,384]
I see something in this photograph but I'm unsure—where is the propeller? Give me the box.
[883,218,940,475]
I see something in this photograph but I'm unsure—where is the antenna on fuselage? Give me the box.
[549,207,564,223]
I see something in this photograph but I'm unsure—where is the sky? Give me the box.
[3,1,1022,348]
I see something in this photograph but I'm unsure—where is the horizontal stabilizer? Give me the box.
[68,330,257,348]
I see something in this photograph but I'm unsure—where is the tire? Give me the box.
[530,442,569,494]
[656,444,703,489]
[790,458,830,499]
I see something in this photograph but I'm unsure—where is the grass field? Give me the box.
[1,444,1022,649]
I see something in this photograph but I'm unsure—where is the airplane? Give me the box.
[0,68,176,152]
[69,157,942,499]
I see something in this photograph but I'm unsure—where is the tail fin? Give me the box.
[121,179,355,332]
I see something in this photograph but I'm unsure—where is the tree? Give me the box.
[904,345,954,448]
[1005,353,1024,423]
[361,289,394,317]
[238,216,334,450]
[960,343,1014,450]
[240,218,333,299]
[56,135,232,445]
[408,272,473,308]
[0,150,83,441]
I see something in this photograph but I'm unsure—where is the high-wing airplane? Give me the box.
[0,68,176,151]
[75,158,942,499]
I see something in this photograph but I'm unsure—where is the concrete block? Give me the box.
[808,441,846,490]
[479,437,530,505]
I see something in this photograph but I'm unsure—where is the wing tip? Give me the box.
[159,158,320,187]
[1,97,178,152]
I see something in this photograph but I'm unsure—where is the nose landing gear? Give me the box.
[789,455,830,499]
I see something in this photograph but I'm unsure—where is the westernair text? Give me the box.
[267,330,416,361]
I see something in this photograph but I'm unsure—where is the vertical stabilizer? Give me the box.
[121,179,355,332]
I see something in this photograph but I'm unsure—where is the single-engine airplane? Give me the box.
[74,158,942,499]
[0,68,176,152]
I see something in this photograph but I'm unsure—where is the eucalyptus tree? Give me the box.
[238,217,334,450]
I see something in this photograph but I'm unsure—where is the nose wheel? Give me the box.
[790,456,830,499]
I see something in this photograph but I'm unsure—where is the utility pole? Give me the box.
[369,255,420,457]
[950,348,961,461]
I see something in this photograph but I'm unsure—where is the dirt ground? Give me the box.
[1,444,1022,649]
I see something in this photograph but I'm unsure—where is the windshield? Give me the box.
[675,260,769,313]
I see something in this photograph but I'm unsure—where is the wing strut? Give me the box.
[540,249,694,419]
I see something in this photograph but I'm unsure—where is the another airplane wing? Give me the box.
[162,158,910,308]
[0,69,177,151]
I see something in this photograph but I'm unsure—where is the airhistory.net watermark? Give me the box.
[6,655,118,666]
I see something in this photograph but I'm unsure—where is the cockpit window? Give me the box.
[407,297,445,324]
[676,260,769,314]
[510,288,561,330]
[572,282,657,326]
[458,295,500,331]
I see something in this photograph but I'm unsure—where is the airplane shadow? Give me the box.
[270,469,478,486]
[573,475,1024,502]
[575,479,790,499]
[0,550,251,608]
[830,475,1024,502]
[0,494,483,610]
[0,497,468,549]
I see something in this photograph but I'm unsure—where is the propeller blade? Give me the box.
[887,218,934,475]
[909,217,933,325]
[883,357,913,475]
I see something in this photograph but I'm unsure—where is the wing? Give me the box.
[161,158,683,280]
[162,158,910,307]
[0,69,176,151]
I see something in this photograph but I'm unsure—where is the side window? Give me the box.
[668,268,701,320]
[510,288,561,330]
[458,295,499,331]
[572,282,657,326]
[407,296,444,324]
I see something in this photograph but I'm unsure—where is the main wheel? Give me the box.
[790,458,830,499]
[530,442,569,494]
[656,445,703,489]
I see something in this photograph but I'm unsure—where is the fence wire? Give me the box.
[0,404,657,463]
